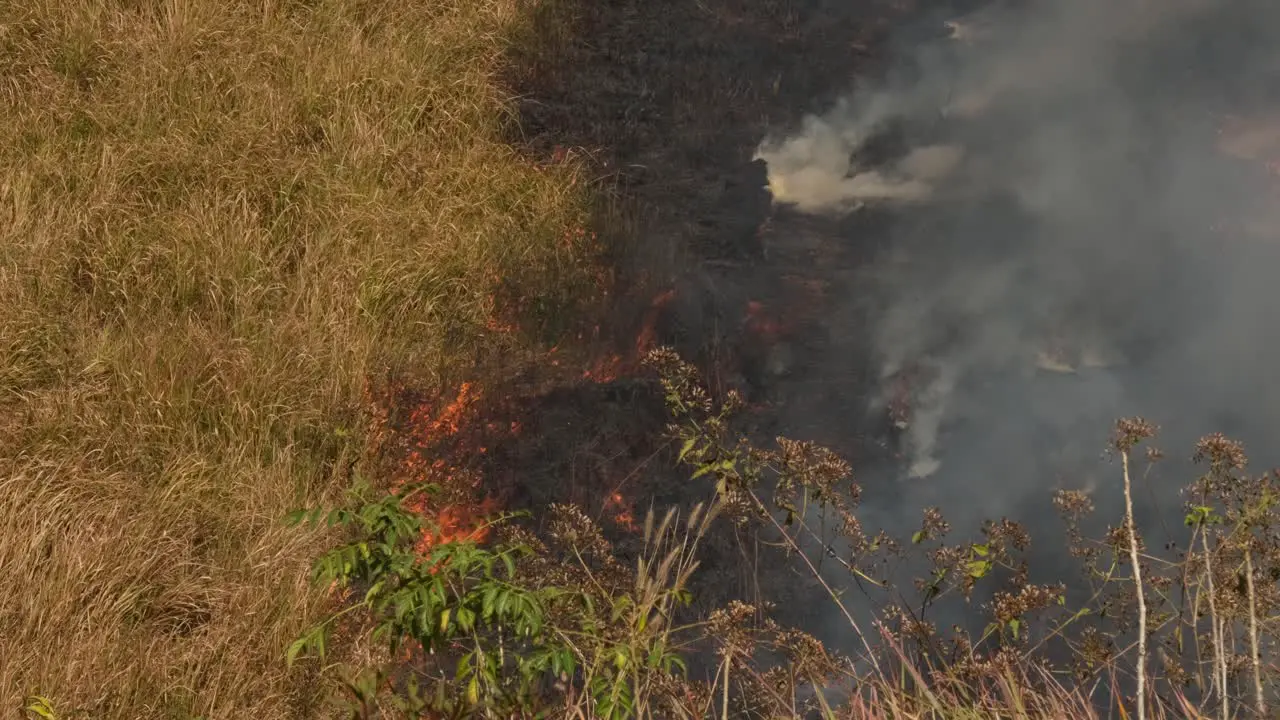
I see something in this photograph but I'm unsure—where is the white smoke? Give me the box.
[754,112,964,211]
[757,0,1280,520]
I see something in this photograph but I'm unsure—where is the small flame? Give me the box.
[380,381,512,558]
[635,289,677,356]
[583,353,624,382]
[605,492,638,532]
[485,316,519,335]
[411,495,502,554]
[577,287,677,384]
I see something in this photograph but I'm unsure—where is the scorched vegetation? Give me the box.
[7,0,1280,719]
[283,350,1280,719]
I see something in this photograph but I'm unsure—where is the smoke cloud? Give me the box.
[755,0,1280,608]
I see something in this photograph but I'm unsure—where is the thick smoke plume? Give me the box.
[756,0,1280,548]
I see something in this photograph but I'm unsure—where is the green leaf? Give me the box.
[1008,618,1021,640]
[922,581,941,605]
[465,675,479,706]
[457,651,474,679]
[966,560,991,579]
[23,696,58,720]
[912,530,925,544]
[677,437,697,463]
[456,605,476,633]
[691,457,737,481]
[665,654,687,675]
[610,595,633,623]
[646,643,661,667]
[286,624,330,666]
[363,580,385,604]
[481,585,498,619]
[553,649,577,677]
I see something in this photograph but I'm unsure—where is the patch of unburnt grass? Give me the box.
[0,0,607,716]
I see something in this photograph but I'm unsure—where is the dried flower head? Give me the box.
[920,506,951,540]
[1193,432,1248,471]
[1112,416,1157,453]
[984,518,1031,552]
[1054,489,1095,518]
[990,583,1065,624]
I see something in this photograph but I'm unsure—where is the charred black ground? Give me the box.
[490,0,934,648]
[494,0,1280,670]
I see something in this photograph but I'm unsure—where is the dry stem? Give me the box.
[1121,450,1148,720]
[1200,529,1228,720]
[1244,544,1266,717]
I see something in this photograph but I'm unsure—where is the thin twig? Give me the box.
[720,649,732,720]
[1201,528,1227,720]
[1121,449,1148,720]
[747,488,882,675]
[1245,544,1266,717]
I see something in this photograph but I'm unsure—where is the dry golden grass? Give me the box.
[0,0,597,716]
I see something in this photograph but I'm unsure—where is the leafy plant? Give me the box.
[22,695,60,720]
[286,479,563,715]
[285,476,711,719]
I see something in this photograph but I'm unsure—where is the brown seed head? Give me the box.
[1112,416,1157,453]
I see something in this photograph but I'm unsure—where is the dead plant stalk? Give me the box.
[1244,543,1265,717]
[1122,449,1148,720]
[1200,527,1227,720]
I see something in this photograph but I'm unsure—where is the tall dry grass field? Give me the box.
[0,0,595,716]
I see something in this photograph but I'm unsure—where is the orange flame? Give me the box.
[410,494,502,554]
[605,492,638,533]
[635,289,677,357]
[583,353,624,382]
[383,382,509,557]
[577,287,677,384]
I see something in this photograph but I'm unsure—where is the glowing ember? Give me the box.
[379,382,508,556]
[635,288,677,357]
[326,579,353,602]
[485,315,520,335]
[408,493,502,553]
[604,492,638,532]
[583,353,625,382]
[577,287,679,384]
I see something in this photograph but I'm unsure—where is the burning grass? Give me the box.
[287,349,1274,719]
[0,0,608,716]
[362,354,658,579]
[11,0,1273,716]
